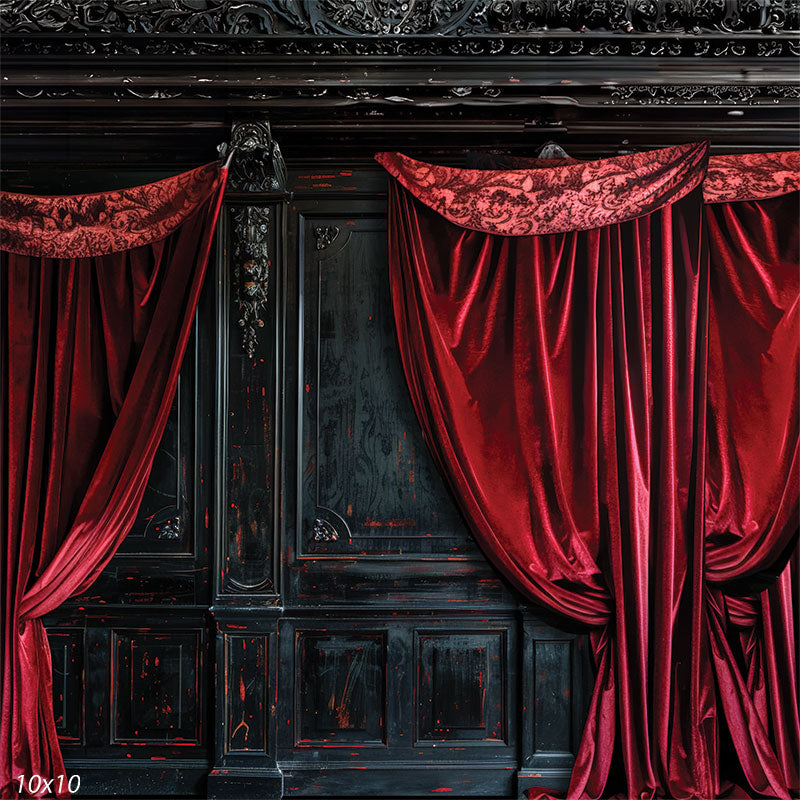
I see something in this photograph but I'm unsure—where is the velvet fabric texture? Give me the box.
[1,164,227,798]
[377,145,799,799]
[705,191,799,797]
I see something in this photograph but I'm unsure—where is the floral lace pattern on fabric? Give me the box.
[375,142,709,236]
[466,150,800,205]
[703,151,800,204]
[0,162,225,258]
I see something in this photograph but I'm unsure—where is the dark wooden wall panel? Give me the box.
[301,214,472,559]
[112,630,202,745]
[48,630,84,745]
[219,203,280,598]
[533,639,573,757]
[119,378,192,556]
[416,631,506,745]
[275,615,521,795]
[224,634,269,754]
[295,632,387,747]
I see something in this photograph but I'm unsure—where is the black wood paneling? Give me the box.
[224,634,269,754]
[217,202,281,599]
[112,630,202,745]
[284,196,516,614]
[301,213,471,558]
[417,631,507,744]
[295,631,387,746]
[47,630,84,745]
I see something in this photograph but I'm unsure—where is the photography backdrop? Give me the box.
[0,2,798,798]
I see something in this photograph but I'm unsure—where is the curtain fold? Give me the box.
[1,163,226,799]
[704,189,799,797]
[378,144,799,799]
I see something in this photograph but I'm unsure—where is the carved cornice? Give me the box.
[604,83,800,103]
[1,0,797,38]
[5,84,799,106]
[2,34,798,58]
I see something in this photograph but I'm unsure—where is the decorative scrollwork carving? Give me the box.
[0,0,307,34]
[5,82,797,106]
[312,517,339,542]
[604,83,800,104]
[314,225,340,251]
[221,118,287,193]
[143,508,184,542]
[0,1,795,36]
[310,0,475,34]
[232,206,271,360]
[476,0,795,32]
[156,516,183,540]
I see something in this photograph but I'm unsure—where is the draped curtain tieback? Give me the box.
[1,162,227,799]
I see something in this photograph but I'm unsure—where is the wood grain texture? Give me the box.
[222,203,279,595]
[301,214,473,558]
[225,635,268,753]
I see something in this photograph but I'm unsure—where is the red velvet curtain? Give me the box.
[703,181,799,797]
[0,163,227,799]
[376,145,799,799]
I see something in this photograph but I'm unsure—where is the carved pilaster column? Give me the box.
[209,117,286,800]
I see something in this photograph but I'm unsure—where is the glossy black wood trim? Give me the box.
[62,758,211,798]
[213,196,284,604]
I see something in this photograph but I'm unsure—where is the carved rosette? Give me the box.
[232,206,271,360]
[142,506,185,544]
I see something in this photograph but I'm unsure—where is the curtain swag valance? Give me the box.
[1,162,227,799]
[375,141,710,236]
[0,161,224,259]
[377,144,799,799]
[376,144,800,236]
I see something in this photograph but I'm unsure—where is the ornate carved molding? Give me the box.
[142,507,184,543]
[156,516,183,541]
[1,0,797,37]
[2,35,797,58]
[604,83,800,103]
[313,226,340,251]
[312,517,339,543]
[6,83,798,106]
[232,205,271,360]
[0,0,304,35]
[221,118,287,193]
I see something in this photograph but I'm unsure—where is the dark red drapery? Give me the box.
[376,145,799,799]
[703,183,799,797]
[1,163,227,798]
